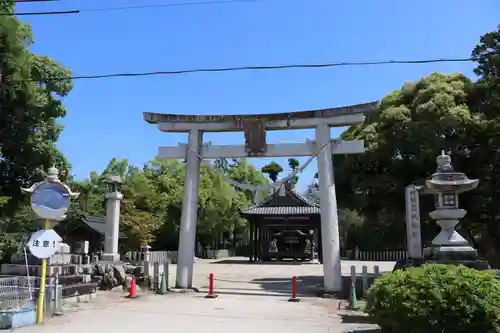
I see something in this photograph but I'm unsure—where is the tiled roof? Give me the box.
[242,206,320,215]
[240,184,320,216]
[83,216,127,238]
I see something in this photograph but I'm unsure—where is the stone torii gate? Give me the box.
[143,101,378,293]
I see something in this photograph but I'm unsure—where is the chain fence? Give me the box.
[0,275,60,314]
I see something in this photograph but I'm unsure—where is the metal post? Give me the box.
[315,123,342,293]
[163,262,169,291]
[36,219,49,324]
[176,129,203,289]
[143,261,150,289]
[153,262,160,291]
[53,273,62,316]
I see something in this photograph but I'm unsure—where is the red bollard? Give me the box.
[126,276,138,298]
[288,276,300,302]
[205,272,217,299]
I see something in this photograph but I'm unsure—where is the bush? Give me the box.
[365,264,500,333]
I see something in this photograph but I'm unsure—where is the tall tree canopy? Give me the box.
[261,161,283,183]
[71,158,268,251]
[0,2,73,258]
[334,25,500,263]
[470,24,500,119]
[0,1,73,216]
[288,158,299,185]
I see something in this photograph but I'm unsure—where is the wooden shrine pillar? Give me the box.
[249,220,254,262]
[258,226,265,261]
[253,223,259,262]
[317,224,323,263]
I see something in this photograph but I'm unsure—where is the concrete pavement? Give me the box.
[16,258,388,333]
[18,291,379,333]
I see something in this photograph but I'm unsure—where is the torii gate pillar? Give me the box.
[177,129,203,289]
[316,123,342,292]
[143,101,378,292]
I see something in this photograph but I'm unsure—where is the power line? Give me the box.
[9,57,477,83]
[7,9,78,15]
[1,0,67,16]
[8,0,59,2]
[81,0,263,13]
[1,0,263,16]
[15,0,58,2]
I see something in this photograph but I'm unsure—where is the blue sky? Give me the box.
[17,0,499,191]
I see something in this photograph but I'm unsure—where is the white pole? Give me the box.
[315,124,341,293]
[176,129,203,289]
[24,246,33,300]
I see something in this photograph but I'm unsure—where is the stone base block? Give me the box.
[425,259,490,270]
[10,253,70,266]
[423,245,478,261]
[169,287,200,293]
[100,253,121,262]
[306,259,321,265]
[0,264,79,277]
[10,253,84,266]
[395,256,491,271]
[62,282,98,298]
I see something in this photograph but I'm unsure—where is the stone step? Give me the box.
[0,263,86,277]
[55,274,92,286]
[10,253,86,266]
[62,282,98,298]
[0,274,92,289]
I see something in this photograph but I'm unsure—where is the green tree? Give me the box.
[261,161,283,183]
[0,2,73,216]
[226,158,269,202]
[470,24,500,119]
[334,73,475,249]
[133,157,268,251]
[0,2,73,260]
[465,24,500,265]
[288,158,299,185]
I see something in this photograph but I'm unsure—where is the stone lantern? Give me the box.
[422,151,488,268]
[104,175,123,193]
[101,175,123,262]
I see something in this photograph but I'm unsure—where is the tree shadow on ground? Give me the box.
[210,259,306,266]
[251,275,324,296]
[252,275,361,298]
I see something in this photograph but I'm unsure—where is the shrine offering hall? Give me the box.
[241,184,321,263]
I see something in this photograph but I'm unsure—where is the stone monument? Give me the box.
[100,175,123,262]
[422,151,489,269]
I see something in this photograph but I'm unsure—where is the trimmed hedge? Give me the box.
[365,264,500,333]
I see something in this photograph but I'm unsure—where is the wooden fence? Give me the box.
[125,251,178,264]
[349,249,407,261]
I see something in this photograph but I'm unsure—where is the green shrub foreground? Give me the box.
[365,264,500,333]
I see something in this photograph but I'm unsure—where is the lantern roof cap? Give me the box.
[104,175,123,184]
[425,151,479,193]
